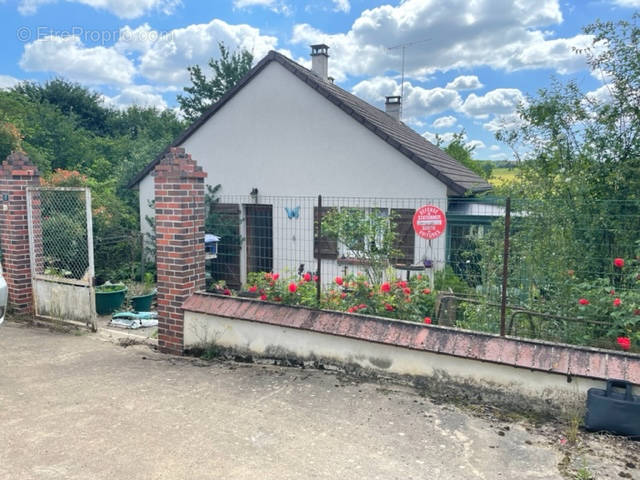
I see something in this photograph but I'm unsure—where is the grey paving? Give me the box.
[0,322,570,479]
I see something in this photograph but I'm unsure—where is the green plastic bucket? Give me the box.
[95,285,127,315]
[130,289,156,312]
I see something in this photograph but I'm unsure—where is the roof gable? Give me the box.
[128,51,491,194]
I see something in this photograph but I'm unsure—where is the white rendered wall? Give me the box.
[139,61,451,283]
[184,312,603,408]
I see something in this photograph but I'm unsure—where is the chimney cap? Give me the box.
[385,95,401,104]
[311,44,330,56]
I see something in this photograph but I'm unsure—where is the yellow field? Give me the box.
[489,167,520,186]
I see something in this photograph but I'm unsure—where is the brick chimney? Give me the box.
[385,96,401,121]
[310,44,329,81]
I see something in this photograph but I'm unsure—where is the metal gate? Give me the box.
[26,187,97,330]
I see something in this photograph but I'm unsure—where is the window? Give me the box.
[391,208,415,266]
[313,207,338,259]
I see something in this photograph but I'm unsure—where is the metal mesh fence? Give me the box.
[205,195,451,290]
[28,187,92,282]
[201,194,640,349]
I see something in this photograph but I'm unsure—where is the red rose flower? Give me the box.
[340,292,347,299]
[274,296,282,302]
[358,304,367,310]
[248,285,258,293]
[417,274,423,280]
[423,317,432,324]
[303,272,311,282]
[422,288,431,295]
[335,276,343,285]
[634,309,640,316]
[347,306,356,313]
[616,337,631,351]
[288,283,298,293]
[610,289,615,295]
[223,288,231,296]
[260,294,267,301]
[403,287,411,295]
[579,298,590,305]
[613,258,625,268]
[397,280,407,288]
[613,298,621,307]
[384,303,394,311]
[264,273,272,281]
[272,273,280,280]
[380,282,391,293]
[313,275,319,282]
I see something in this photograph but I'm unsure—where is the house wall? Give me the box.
[140,61,449,284]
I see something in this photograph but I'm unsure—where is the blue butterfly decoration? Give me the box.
[285,206,300,219]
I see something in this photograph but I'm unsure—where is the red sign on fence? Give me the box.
[412,205,446,240]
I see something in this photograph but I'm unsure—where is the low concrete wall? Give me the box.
[182,293,640,411]
[34,279,92,323]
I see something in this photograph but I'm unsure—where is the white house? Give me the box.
[129,45,491,288]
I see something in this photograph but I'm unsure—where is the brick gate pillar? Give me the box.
[0,152,40,315]
[153,147,207,354]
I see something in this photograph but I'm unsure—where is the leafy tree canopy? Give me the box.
[436,131,492,179]
[177,42,254,123]
[497,13,640,201]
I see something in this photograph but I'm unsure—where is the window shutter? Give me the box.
[314,207,338,259]
[391,208,415,266]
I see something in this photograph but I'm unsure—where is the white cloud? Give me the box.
[489,145,501,151]
[611,0,640,6]
[136,19,279,86]
[445,75,483,91]
[422,130,465,146]
[466,139,486,150]
[102,84,168,110]
[18,0,180,18]
[483,112,523,133]
[20,35,135,85]
[460,88,526,118]
[233,0,290,15]
[432,115,457,128]
[490,153,509,160]
[352,77,461,120]
[585,84,614,105]
[292,0,591,81]
[17,18,281,91]
[332,0,350,13]
[115,24,159,54]
[0,75,21,89]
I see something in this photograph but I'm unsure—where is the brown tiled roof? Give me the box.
[128,51,491,194]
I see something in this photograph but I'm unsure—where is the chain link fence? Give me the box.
[28,187,92,282]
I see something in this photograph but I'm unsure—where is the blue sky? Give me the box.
[0,0,637,160]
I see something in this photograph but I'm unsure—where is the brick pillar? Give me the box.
[153,147,207,354]
[0,152,40,314]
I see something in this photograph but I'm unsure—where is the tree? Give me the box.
[322,208,399,284]
[13,78,111,135]
[476,13,640,311]
[177,43,254,122]
[436,131,491,179]
[497,13,640,201]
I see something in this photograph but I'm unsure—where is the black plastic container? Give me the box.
[584,379,640,438]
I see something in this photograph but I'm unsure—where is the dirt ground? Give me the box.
[0,321,638,480]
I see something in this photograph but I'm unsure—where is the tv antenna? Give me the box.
[387,37,431,119]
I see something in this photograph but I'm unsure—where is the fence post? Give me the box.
[0,152,40,315]
[153,147,207,355]
[316,195,322,305]
[500,197,511,336]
